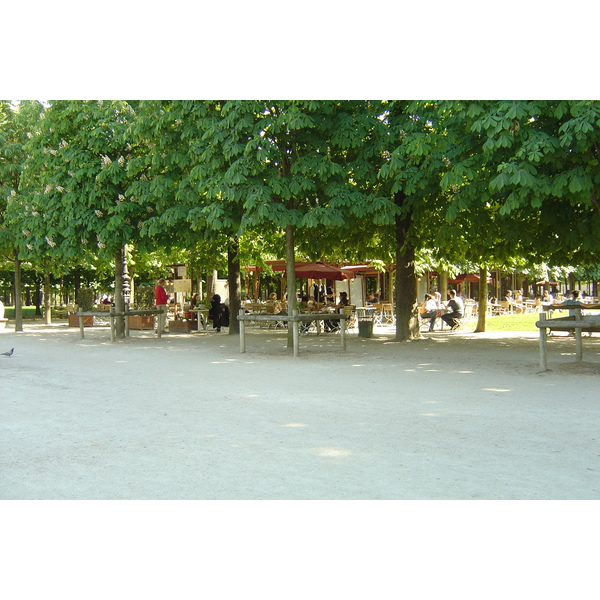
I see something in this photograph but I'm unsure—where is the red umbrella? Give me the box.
[535,281,559,286]
[293,262,355,281]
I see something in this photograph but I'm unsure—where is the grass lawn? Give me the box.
[2,306,68,319]
[483,310,573,332]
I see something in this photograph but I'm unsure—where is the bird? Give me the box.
[1,348,14,357]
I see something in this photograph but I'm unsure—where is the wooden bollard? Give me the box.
[538,312,548,371]
[239,309,246,353]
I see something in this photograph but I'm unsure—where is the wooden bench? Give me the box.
[237,310,347,357]
[535,304,600,371]
[76,307,163,342]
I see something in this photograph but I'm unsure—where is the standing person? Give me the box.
[155,278,169,333]
[441,289,464,331]
[209,294,229,333]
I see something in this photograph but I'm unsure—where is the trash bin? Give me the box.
[358,318,374,338]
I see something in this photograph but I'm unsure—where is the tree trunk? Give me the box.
[35,277,43,316]
[387,267,394,303]
[440,271,448,301]
[285,224,296,349]
[394,191,420,341]
[44,273,52,325]
[227,237,241,335]
[207,270,218,299]
[13,252,23,332]
[474,266,488,333]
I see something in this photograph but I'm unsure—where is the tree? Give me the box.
[429,101,600,331]
[0,101,46,330]
[131,101,397,342]
[13,100,151,336]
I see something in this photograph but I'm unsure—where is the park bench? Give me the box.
[535,304,600,371]
[75,306,163,342]
[237,309,347,357]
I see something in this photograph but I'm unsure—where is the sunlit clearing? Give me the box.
[313,447,351,457]
[352,364,365,367]
[453,370,474,374]
[282,423,307,428]
[483,388,512,392]
[417,363,433,366]
[246,394,260,398]
[421,413,439,416]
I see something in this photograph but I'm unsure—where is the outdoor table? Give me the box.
[190,308,210,331]
[237,309,347,357]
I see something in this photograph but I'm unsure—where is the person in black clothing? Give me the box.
[208,294,229,333]
[324,291,349,332]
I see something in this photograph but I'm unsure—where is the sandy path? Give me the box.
[1,322,599,500]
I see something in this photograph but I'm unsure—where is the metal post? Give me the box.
[340,315,346,350]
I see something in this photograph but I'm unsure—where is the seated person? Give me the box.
[561,290,585,336]
[541,290,554,307]
[325,292,349,332]
[562,290,583,317]
[366,292,380,304]
[185,293,201,320]
[421,293,439,332]
[266,292,286,315]
[440,289,464,331]
[208,294,229,333]
[297,295,311,333]
[504,290,516,312]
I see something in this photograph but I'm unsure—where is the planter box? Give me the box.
[168,319,194,333]
[128,315,156,330]
[68,314,94,327]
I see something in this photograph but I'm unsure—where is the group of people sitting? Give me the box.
[421,289,464,332]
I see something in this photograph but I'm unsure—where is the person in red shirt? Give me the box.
[155,278,169,332]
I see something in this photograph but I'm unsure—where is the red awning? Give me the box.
[448,273,492,284]
[294,262,355,281]
[341,264,381,276]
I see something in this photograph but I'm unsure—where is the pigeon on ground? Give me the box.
[1,348,14,357]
